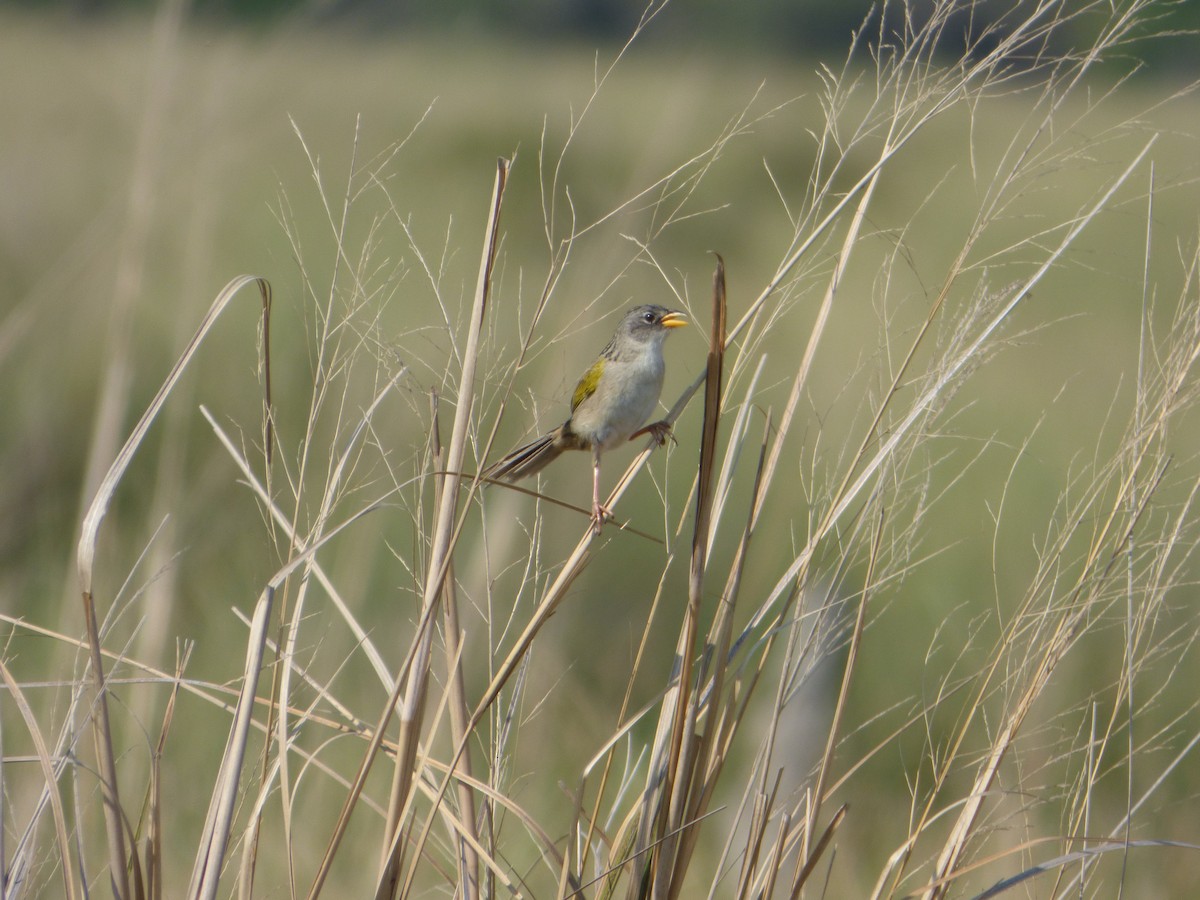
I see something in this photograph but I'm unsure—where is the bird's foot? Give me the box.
[591,503,614,535]
[631,420,675,447]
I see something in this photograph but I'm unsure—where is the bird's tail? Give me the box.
[483,430,566,483]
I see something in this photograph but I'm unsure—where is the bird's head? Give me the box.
[619,304,687,345]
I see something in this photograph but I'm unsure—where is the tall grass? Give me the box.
[4,0,1200,897]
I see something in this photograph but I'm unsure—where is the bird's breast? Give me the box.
[569,352,665,451]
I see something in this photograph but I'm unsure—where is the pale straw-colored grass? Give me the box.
[4,1,1200,898]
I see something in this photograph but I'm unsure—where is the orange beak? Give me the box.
[661,311,687,328]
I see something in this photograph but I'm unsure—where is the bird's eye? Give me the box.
[643,311,656,323]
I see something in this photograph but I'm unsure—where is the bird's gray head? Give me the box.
[618,304,688,345]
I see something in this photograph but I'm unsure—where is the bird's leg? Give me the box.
[591,449,611,535]
[630,419,676,447]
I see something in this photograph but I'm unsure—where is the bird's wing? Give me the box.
[571,358,605,412]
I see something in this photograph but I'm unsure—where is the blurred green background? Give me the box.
[3,1,1200,895]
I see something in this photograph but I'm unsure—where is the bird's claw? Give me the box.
[631,420,675,448]
[591,503,614,535]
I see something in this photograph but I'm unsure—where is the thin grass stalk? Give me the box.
[917,458,1170,900]
[1,606,394,799]
[715,567,830,891]
[580,809,727,900]
[441,619,483,895]
[388,464,604,893]
[755,144,881,526]
[954,838,1200,900]
[252,294,397,897]
[557,781,588,899]
[630,458,697,897]
[682,415,773,854]
[724,607,795,898]
[266,583,304,897]
[285,600,530,897]
[694,423,773,900]
[377,157,508,898]
[709,467,864,896]
[77,274,273,599]
[703,355,767,557]
[196,504,394,900]
[733,790,767,900]
[705,743,759,900]
[410,754,564,879]
[189,583,277,900]
[123,791,148,900]
[704,605,801,900]
[1055,480,1200,895]
[638,260,725,899]
[539,1,666,244]
[79,588,132,900]
[748,137,1157,664]
[668,272,737,895]
[714,5,1001,360]
[688,253,728,569]
[71,739,89,899]
[788,805,845,900]
[431,392,481,899]
[0,661,78,900]
[688,388,770,712]
[1077,704,1099,894]
[800,508,885,872]
[73,274,269,900]
[903,271,1200,894]
[468,522,598,718]
[756,811,789,900]
[226,610,375,756]
[377,635,489,888]
[201,379,398,690]
[666,136,876,896]
[144,649,184,900]
[1067,722,1200,889]
[732,772,780,900]
[573,568,676,896]
[406,542,594,897]
[1119,162,1157,895]
[1044,163,1170,900]
[675,0,1121,469]
[63,28,191,863]
[278,550,355,888]
[234,286,276,900]
[596,821,641,900]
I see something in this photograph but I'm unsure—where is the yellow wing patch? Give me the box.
[572,358,605,411]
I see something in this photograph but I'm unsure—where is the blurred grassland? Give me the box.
[3,5,1200,896]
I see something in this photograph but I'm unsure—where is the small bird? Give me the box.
[484,304,687,533]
